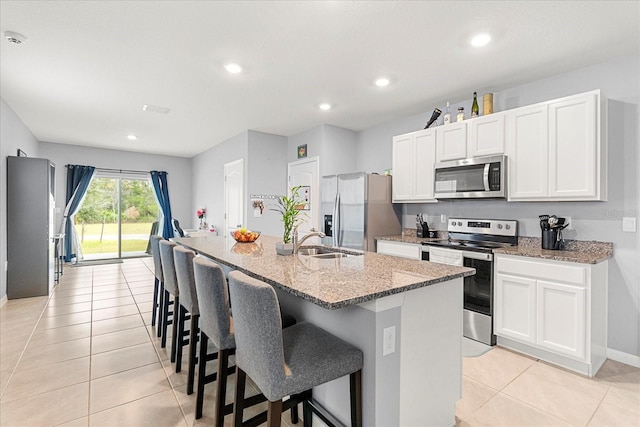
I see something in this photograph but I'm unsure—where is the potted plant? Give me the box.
[271,186,307,255]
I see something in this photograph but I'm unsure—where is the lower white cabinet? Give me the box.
[494,254,607,376]
[376,240,421,260]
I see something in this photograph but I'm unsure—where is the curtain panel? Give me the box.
[150,170,174,239]
[63,165,96,262]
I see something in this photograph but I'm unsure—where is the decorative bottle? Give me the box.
[443,102,451,125]
[456,107,464,122]
[471,92,479,117]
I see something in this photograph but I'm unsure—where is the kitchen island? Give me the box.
[173,234,475,427]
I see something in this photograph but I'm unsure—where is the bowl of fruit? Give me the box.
[230,228,261,243]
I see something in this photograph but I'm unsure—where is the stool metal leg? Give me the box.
[157,281,165,338]
[176,305,186,373]
[233,368,247,427]
[215,348,230,427]
[196,331,208,420]
[170,295,180,363]
[151,278,159,326]
[187,314,200,395]
[161,289,172,348]
[350,370,362,427]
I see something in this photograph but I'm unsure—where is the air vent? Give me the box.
[4,31,27,45]
[142,104,171,114]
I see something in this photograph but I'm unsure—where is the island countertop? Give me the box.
[173,234,474,309]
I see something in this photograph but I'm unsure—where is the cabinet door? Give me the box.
[469,114,505,157]
[537,280,586,359]
[436,122,467,161]
[414,129,437,200]
[549,94,598,199]
[506,105,549,200]
[392,134,415,201]
[495,273,537,344]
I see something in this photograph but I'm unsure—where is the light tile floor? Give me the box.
[1,259,638,426]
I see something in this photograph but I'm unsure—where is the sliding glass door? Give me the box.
[75,172,158,261]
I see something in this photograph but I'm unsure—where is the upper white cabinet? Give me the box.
[436,115,505,162]
[436,122,467,161]
[506,90,605,201]
[469,114,506,158]
[392,128,437,203]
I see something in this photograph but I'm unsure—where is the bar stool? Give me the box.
[228,271,363,427]
[173,245,200,395]
[193,257,301,425]
[149,235,164,336]
[158,240,179,361]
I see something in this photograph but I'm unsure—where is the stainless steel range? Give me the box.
[421,218,518,345]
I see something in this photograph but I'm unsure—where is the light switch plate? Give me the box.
[622,217,636,232]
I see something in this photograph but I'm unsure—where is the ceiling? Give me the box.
[1,1,638,158]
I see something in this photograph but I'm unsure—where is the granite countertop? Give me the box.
[172,234,474,310]
[492,237,613,264]
[377,233,613,264]
[376,229,446,244]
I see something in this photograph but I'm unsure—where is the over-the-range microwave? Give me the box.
[434,155,506,199]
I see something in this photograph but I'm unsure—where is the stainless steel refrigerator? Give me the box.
[320,172,401,251]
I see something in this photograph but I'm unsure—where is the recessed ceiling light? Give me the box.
[127,134,137,141]
[375,77,390,87]
[224,63,242,74]
[319,103,332,111]
[142,104,171,114]
[470,33,491,47]
[4,31,27,45]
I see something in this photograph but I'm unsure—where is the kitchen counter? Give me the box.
[377,233,613,264]
[493,236,613,264]
[172,234,473,309]
[173,233,470,426]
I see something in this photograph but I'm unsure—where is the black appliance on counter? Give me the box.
[421,218,518,345]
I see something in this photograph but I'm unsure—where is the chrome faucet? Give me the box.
[292,226,326,254]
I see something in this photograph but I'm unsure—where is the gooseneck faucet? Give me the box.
[292,225,326,254]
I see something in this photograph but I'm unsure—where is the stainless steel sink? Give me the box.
[297,246,362,258]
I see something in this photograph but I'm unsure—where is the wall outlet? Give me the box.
[440,214,446,223]
[622,217,637,233]
[383,326,396,356]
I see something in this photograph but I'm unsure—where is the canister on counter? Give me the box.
[483,93,494,115]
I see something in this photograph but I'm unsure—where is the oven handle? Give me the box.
[461,250,493,261]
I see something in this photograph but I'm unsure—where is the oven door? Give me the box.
[462,251,493,316]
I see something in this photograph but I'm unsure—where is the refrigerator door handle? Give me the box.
[333,193,340,247]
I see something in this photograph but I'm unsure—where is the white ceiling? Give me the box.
[1,1,638,158]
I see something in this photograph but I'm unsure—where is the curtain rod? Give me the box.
[66,165,150,175]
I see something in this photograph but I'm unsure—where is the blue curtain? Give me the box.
[150,170,174,239]
[63,165,95,262]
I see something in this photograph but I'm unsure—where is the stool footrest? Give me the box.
[305,398,345,427]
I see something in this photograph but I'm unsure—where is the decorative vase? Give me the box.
[275,242,294,256]
[200,220,207,230]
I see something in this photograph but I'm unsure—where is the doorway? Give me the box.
[75,172,159,260]
[288,156,320,236]
[224,159,244,235]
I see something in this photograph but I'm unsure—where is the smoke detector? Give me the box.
[4,31,27,45]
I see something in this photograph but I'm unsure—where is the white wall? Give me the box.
[0,98,41,302]
[191,131,248,232]
[288,124,358,176]
[38,142,192,236]
[355,55,640,359]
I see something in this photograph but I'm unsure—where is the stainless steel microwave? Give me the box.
[434,155,506,199]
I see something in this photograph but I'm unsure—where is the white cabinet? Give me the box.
[392,129,437,203]
[435,115,505,162]
[469,113,506,158]
[506,90,605,201]
[495,273,537,344]
[494,254,607,376]
[436,122,467,161]
[376,240,422,260]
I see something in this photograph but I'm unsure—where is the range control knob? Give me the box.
[497,224,503,229]
[457,221,463,226]
[451,221,456,227]
[505,224,511,230]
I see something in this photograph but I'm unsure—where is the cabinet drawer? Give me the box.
[377,240,421,260]
[496,256,586,286]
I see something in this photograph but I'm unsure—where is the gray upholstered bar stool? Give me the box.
[192,256,236,424]
[173,245,201,395]
[149,235,164,336]
[158,240,179,361]
[228,271,363,427]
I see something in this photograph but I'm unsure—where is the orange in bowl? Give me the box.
[230,228,261,243]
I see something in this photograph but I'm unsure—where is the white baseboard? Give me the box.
[0,295,7,308]
[607,348,640,368]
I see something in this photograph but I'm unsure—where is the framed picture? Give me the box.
[297,144,307,159]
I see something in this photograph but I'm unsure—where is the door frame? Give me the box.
[287,156,320,231]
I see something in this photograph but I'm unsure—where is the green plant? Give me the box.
[271,186,307,243]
